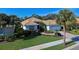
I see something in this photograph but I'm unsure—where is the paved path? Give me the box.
[21,32,75,50]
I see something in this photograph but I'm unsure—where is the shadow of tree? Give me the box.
[66,40,74,46]
[23,31,41,40]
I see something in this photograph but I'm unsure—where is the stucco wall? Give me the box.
[46,25,61,31]
[23,25,38,31]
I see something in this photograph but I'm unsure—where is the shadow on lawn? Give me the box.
[66,40,74,47]
[23,35,41,40]
[23,32,41,40]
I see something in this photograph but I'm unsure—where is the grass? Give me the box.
[42,41,75,50]
[0,35,62,50]
[70,29,79,35]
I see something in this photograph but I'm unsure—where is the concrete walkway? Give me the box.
[21,32,75,50]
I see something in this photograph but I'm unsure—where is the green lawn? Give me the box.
[0,35,62,50]
[42,41,75,50]
[70,29,79,35]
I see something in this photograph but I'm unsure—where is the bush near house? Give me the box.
[46,30,54,33]
[0,36,4,42]
[15,28,24,38]
[6,36,15,42]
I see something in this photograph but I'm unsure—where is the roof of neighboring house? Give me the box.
[76,18,79,24]
[42,19,57,25]
[21,17,41,25]
[21,17,57,26]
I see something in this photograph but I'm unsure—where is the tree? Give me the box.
[42,14,57,20]
[23,16,28,20]
[58,9,76,47]
[5,15,21,41]
[0,14,21,41]
[9,15,19,25]
[9,15,21,32]
[31,14,42,19]
[0,13,9,28]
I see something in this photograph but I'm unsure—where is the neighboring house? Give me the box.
[42,19,62,31]
[21,17,41,31]
[21,17,62,31]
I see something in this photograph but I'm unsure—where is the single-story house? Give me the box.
[42,19,62,31]
[21,17,62,31]
[21,17,41,31]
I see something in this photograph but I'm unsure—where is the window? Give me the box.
[29,25,35,30]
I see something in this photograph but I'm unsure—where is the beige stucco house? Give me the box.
[21,17,61,31]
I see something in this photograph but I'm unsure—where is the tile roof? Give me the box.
[42,19,57,25]
[21,17,41,25]
[21,17,57,26]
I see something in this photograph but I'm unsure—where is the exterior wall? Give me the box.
[34,25,38,30]
[23,26,28,30]
[22,25,38,31]
[46,25,50,31]
[46,25,61,31]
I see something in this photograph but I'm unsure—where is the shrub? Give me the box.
[47,30,54,33]
[15,28,24,38]
[70,29,79,35]
[6,36,15,42]
[0,36,4,42]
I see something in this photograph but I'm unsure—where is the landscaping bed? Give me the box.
[42,41,75,50]
[0,35,62,50]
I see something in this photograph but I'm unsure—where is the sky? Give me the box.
[0,8,79,18]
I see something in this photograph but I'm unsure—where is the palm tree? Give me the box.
[58,9,76,47]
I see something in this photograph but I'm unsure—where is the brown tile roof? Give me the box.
[21,17,57,26]
[21,17,41,25]
[42,19,57,25]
